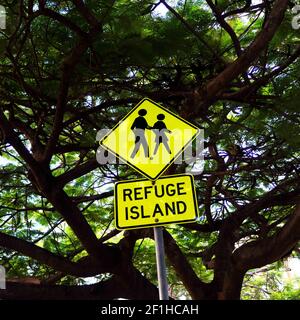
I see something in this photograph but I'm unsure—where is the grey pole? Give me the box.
[153,227,169,300]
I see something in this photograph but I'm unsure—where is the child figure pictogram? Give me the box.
[152,114,172,156]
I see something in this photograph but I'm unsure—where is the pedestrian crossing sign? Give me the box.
[99,98,200,180]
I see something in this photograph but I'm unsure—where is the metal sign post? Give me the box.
[154,227,169,300]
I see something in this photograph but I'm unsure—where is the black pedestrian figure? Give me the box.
[152,114,172,156]
[130,109,151,158]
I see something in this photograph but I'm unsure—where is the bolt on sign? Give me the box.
[114,174,198,230]
[100,98,200,180]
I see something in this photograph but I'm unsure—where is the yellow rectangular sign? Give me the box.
[114,174,198,230]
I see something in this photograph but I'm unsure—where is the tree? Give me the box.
[0,0,300,300]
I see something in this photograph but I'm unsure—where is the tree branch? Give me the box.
[221,44,300,102]
[37,8,87,37]
[162,229,209,299]
[0,109,39,171]
[0,231,107,276]
[206,0,242,56]
[196,0,289,111]
[72,190,114,204]
[233,203,300,271]
[0,278,123,300]
[56,159,99,187]
[43,24,102,163]
[161,0,220,61]
[72,0,101,27]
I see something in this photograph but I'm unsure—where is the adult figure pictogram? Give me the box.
[152,114,172,156]
[130,109,151,158]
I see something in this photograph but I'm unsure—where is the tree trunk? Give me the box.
[217,267,245,300]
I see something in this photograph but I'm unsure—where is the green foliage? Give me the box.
[1,0,300,300]
[242,261,300,300]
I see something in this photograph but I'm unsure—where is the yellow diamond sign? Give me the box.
[114,174,198,230]
[100,98,200,180]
